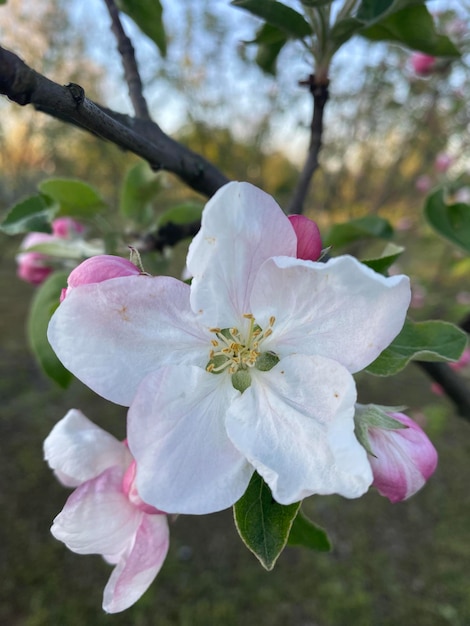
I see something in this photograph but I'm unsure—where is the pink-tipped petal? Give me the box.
[61,255,141,301]
[288,215,322,261]
[103,514,169,613]
[51,467,142,559]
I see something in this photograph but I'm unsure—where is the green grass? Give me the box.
[1,241,470,626]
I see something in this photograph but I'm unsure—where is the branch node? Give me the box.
[66,83,85,107]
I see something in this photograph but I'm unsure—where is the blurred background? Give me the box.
[1,1,470,624]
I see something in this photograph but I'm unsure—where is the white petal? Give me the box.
[226,355,373,504]
[127,365,253,514]
[44,409,131,486]
[187,182,297,328]
[103,514,169,613]
[51,467,142,559]
[250,255,410,373]
[48,275,210,406]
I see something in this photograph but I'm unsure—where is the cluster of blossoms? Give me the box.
[45,182,438,612]
[17,217,85,285]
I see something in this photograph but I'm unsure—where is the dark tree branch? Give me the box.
[103,0,150,120]
[288,74,329,215]
[0,46,229,198]
[416,361,470,422]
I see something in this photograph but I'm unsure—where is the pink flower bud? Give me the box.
[61,255,141,301]
[367,412,438,503]
[411,52,436,76]
[415,175,433,194]
[288,215,322,261]
[52,217,85,238]
[435,152,453,173]
[16,232,57,285]
[449,347,470,371]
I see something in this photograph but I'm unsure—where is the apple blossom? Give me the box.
[355,406,438,503]
[48,181,411,515]
[44,409,169,613]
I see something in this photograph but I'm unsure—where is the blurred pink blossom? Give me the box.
[431,348,470,396]
[17,217,85,286]
[434,153,453,173]
[51,217,85,238]
[16,232,58,285]
[415,175,433,194]
[411,52,436,76]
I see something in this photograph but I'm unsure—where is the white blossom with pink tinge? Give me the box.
[44,409,169,613]
[48,182,411,515]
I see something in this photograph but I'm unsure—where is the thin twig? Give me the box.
[288,74,329,215]
[0,46,229,198]
[103,0,150,120]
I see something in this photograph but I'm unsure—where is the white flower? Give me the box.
[44,409,169,613]
[48,182,411,515]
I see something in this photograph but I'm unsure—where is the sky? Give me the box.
[4,0,469,163]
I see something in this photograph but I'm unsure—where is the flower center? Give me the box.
[206,314,279,391]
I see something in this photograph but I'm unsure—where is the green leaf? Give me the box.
[288,510,331,552]
[244,23,288,75]
[424,188,470,253]
[116,0,167,56]
[231,0,313,39]
[300,0,333,6]
[120,162,162,225]
[233,472,300,570]
[39,179,107,218]
[0,195,56,235]
[27,271,73,388]
[255,38,287,74]
[157,202,204,228]
[362,243,404,274]
[331,1,460,56]
[355,0,419,22]
[325,215,393,248]
[361,5,461,57]
[366,319,468,376]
